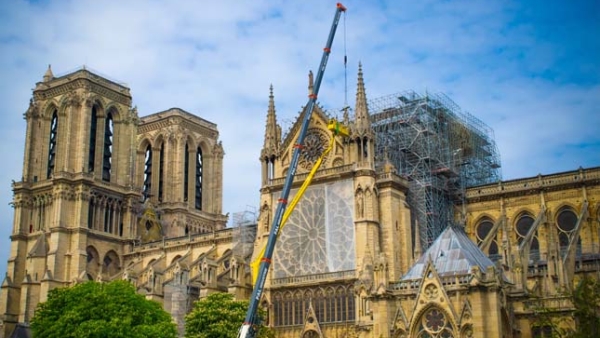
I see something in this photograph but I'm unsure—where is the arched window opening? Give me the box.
[556,207,580,256]
[267,156,275,182]
[103,205,110,232]
[143,145,152,201]
[103,251,121,278]
[47,110,58,178]
[476,218,499,257]
[87,200,94,229]
[88,106,98,172]
[184,143,189,202]
[86,246,100,280]
[302,330,319,338]
[158,142,164,202]
[102,113,114,181]
[195,146,203,210]
[516,213,540,262]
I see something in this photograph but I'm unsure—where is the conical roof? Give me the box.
[402,225,495,280]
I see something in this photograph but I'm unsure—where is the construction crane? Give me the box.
[237,3,347,338]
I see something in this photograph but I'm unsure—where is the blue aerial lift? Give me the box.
[237,3,347,338]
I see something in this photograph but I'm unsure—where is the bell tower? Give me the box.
[1,66,139,335]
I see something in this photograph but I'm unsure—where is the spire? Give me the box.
[262,84,280,157]
[354,62,371,134]
[43,64,54,82]
[308,70,314,95]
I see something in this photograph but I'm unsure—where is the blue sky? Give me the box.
[0,0,598,279]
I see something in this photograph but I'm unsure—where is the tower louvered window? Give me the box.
[143,145,152,201]
[102,113,114,181]
[184,143,189,202]
[88,106,97,172]
[88,200,94,229]
[158,143,164,202]
[195,146,202,210]
[47,110,58,178]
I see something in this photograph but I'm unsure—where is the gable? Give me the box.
[278,105,348,175]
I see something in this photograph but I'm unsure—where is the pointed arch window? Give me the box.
[158,142,164,202]
[102,113,114,181]
[88,106,98,172]
[476,218,499,256]
[195,146,203,210]
[47,110,58,178]
[267,155,275,182]
[556,207,581,256]
[88,200,94,229]
[516,213,540,262]
[143,144,152,201]
[184,142,189,202]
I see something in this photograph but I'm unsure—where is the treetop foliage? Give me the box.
[185,292,274,338]
[30,280,177,338]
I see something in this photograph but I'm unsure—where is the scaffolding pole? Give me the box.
[366,90,501,250]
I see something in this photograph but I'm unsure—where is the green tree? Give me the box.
[185,292,274,338]
[532,276,600,338]
[569,276,600,338]
[30,280,177,338]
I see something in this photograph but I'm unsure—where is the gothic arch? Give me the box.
[153,134,166,149]
[171,255,182,265]
[550,202,578,220]
[86,245,100,280]
[89,97,107,116]
[332,156,344,167]
[56,95,74,116]
[513,211,539,249]
[137,137,153,153]
[472,213,496,227]
[42,101,59,119]
[195,139,212,157]
[555,205,581,252]
[410,305,457,338]
[102,250,121,278]
[511,208,536,224]
[105,104,122,122]
[473,215,498,254]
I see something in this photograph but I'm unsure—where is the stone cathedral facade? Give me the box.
[1,66,599,338]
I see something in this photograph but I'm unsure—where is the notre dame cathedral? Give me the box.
[0,65,599,338]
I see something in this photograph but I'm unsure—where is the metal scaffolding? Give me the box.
[231,209,257,260]
[368,91,501,250]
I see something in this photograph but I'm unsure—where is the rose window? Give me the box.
[416,308,455,338]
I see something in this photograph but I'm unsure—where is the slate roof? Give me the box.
[402,225,496,280]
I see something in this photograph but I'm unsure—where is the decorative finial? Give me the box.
[43,64,54,82]
[308,70,314,95]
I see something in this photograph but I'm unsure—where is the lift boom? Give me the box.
[237,3,346,338]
